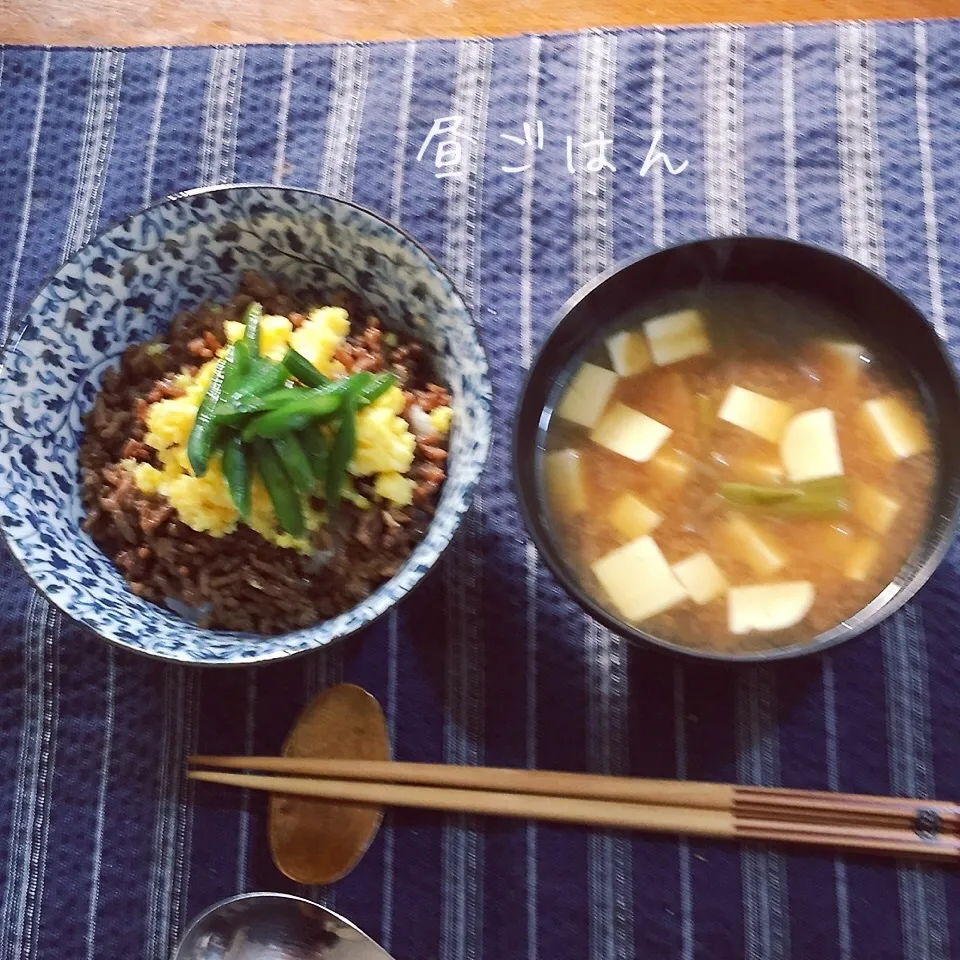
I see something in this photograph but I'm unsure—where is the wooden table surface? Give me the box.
[4,0,959,46]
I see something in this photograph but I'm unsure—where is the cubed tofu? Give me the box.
[606,330,652,377]
[591,536,688,622]
[860,395,930,461]
[720,514,786,575]
[544,449,588,515]
[717,386,793,443]
[590,403,672,463]
[849,479,901,536]
[555,362,619,429]
[728,582,815,635]
[780,408,844,483]
[845,536,881,582]
[673,552,728,604]
[650,447,693,488]
[643,309,711,366]
[816,341,871,385]
[607,492,662,540]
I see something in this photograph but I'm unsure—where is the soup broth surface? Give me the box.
[542,285,935,653]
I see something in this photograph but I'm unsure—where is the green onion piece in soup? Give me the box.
[717,476,848,517]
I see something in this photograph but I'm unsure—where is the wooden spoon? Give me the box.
[268,683,389,885]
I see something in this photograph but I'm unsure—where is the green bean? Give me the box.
[185,338,253,476]
[243,301,264,358]
[346,371,375,398]
[212,385,313,421]
[252,439,305,537]
[297,427,329,480]
[271,433,316,496]
[222,431,253,519]
[357,371,398,405]
[186,356,230,477]
[325,393,358,516]
[221,340,252,397]
[225,356,290,405]
[282,348,330,388]
[240,383,348,441]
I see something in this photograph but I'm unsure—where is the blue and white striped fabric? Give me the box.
[1,21,960,959]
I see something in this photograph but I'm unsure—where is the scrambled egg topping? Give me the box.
[351,385,416,477]
[223,306,350,377]
[429,406,454,435]
[127,307,452,551]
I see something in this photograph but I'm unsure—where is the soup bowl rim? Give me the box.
[512,234,960,663]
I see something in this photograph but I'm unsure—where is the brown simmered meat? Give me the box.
[78,272,450,635]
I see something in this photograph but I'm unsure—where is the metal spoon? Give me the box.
[172,891,394,960]
[268,684,390,885]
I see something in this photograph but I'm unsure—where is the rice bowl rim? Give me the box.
[0,184,492,666]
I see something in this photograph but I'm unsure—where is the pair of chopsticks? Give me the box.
[188,756,960,862]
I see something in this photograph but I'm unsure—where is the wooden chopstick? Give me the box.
[190,769,737,837]
[188,757,960,862]
[190,755,732,809]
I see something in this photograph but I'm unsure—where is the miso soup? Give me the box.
[541,285,935,653]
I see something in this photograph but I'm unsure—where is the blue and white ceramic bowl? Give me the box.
[0,185,491,665]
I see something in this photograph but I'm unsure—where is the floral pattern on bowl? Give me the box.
[0,185,491,665]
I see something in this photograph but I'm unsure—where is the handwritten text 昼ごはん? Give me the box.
[416,116,688,179]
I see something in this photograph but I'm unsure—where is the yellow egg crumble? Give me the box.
[129,308,452,552]
[350,386,417,477]
[429,406,454,435]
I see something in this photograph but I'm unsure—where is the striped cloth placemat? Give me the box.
[1,20,960,960]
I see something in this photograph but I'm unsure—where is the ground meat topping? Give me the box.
[78,272,449,635]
